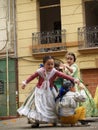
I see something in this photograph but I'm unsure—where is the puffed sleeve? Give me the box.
[74,90,86,102]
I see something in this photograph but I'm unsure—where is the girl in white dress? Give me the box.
[17,55,79,127]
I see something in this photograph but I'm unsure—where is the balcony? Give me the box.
[32,30,66,57]
[78,26,98,53]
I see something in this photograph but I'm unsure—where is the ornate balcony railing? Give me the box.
[78,26,98,49]
[32,30,66,57]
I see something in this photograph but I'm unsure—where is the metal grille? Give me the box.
[0,80,4,94]
[78,26,98,49]
[32,29,66,44]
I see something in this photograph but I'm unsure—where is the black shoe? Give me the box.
[31,123,39,128]
[52,123,57,127]
[78,120,90,126]
[28,120,31,124]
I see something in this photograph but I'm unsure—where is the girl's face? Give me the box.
[44,59,54,72]
[70,87,76,92]
[66,54,75,66]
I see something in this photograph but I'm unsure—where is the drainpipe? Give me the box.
[13,0,17,57]
[12,0,19,111]
[6,38,9,116]
[6,0,11,116]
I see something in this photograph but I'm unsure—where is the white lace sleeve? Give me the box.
[74,90,86,102]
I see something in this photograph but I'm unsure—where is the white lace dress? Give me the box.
[17,68,58,123]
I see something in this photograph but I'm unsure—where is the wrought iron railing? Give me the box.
[32,29,66,54]
[78,26,98,49]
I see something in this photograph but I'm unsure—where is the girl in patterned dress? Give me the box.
[61,52,98,117]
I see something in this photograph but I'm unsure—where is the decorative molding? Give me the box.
[78,47,98,54]
[66,41,78,47]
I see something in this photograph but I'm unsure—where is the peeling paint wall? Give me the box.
[0,0,7,52]
[0,0,16,55]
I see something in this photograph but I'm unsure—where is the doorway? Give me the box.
[84,1,98,27]
[0,58,17,117]
[39,0,61,32]
[81,69,98,97]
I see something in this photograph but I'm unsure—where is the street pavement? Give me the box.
[0,117,98,130]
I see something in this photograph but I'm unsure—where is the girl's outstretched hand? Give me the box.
[21,80,26,89]
[21,84,25,89]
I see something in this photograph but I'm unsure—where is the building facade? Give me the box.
[0,0,17,117]
[0,0,98,117]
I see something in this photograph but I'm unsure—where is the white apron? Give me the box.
[17,68,58,123]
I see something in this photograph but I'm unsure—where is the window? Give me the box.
[39,0,61,32]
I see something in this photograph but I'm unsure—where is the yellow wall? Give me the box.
[16,0,41,104]
[61,0,83,42]
[60,0,98,71]
[16,0,98,104]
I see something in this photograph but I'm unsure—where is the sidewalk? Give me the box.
[0,117,98,130]
[0,117,30,130]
